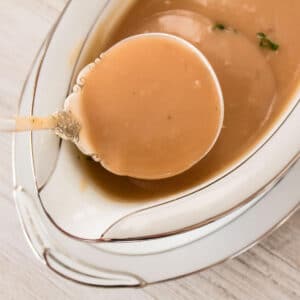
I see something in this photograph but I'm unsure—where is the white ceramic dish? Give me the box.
[13,0,300,286]
[15,0,300,242]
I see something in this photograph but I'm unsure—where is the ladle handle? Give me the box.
[0,116,57,132]
[0,118,17,132]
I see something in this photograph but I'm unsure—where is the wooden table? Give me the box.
[0,1,299,299]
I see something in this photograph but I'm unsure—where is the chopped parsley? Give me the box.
[213,23,226,31]
[257,32,279,51]
[213,23,237,33]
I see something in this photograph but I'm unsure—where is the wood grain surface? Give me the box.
[0,1,299,299]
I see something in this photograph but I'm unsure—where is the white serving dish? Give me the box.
[13,0,300,287]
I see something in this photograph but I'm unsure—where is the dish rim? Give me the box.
[11,0,300,287]
[14,0,300,243]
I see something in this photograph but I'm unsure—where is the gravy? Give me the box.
[78,34,223,179]
[77,0,300,200]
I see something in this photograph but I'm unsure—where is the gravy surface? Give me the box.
[78,0,300,200]
[78,35,223,179]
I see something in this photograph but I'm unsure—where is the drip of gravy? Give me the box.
[74,0,300,201]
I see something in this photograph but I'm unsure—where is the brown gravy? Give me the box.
[77,0,300,200]
[78,34,223,180]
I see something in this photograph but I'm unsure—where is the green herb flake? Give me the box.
[257,32,279,51]
[213,23,238,33]
[213,23,226,31]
